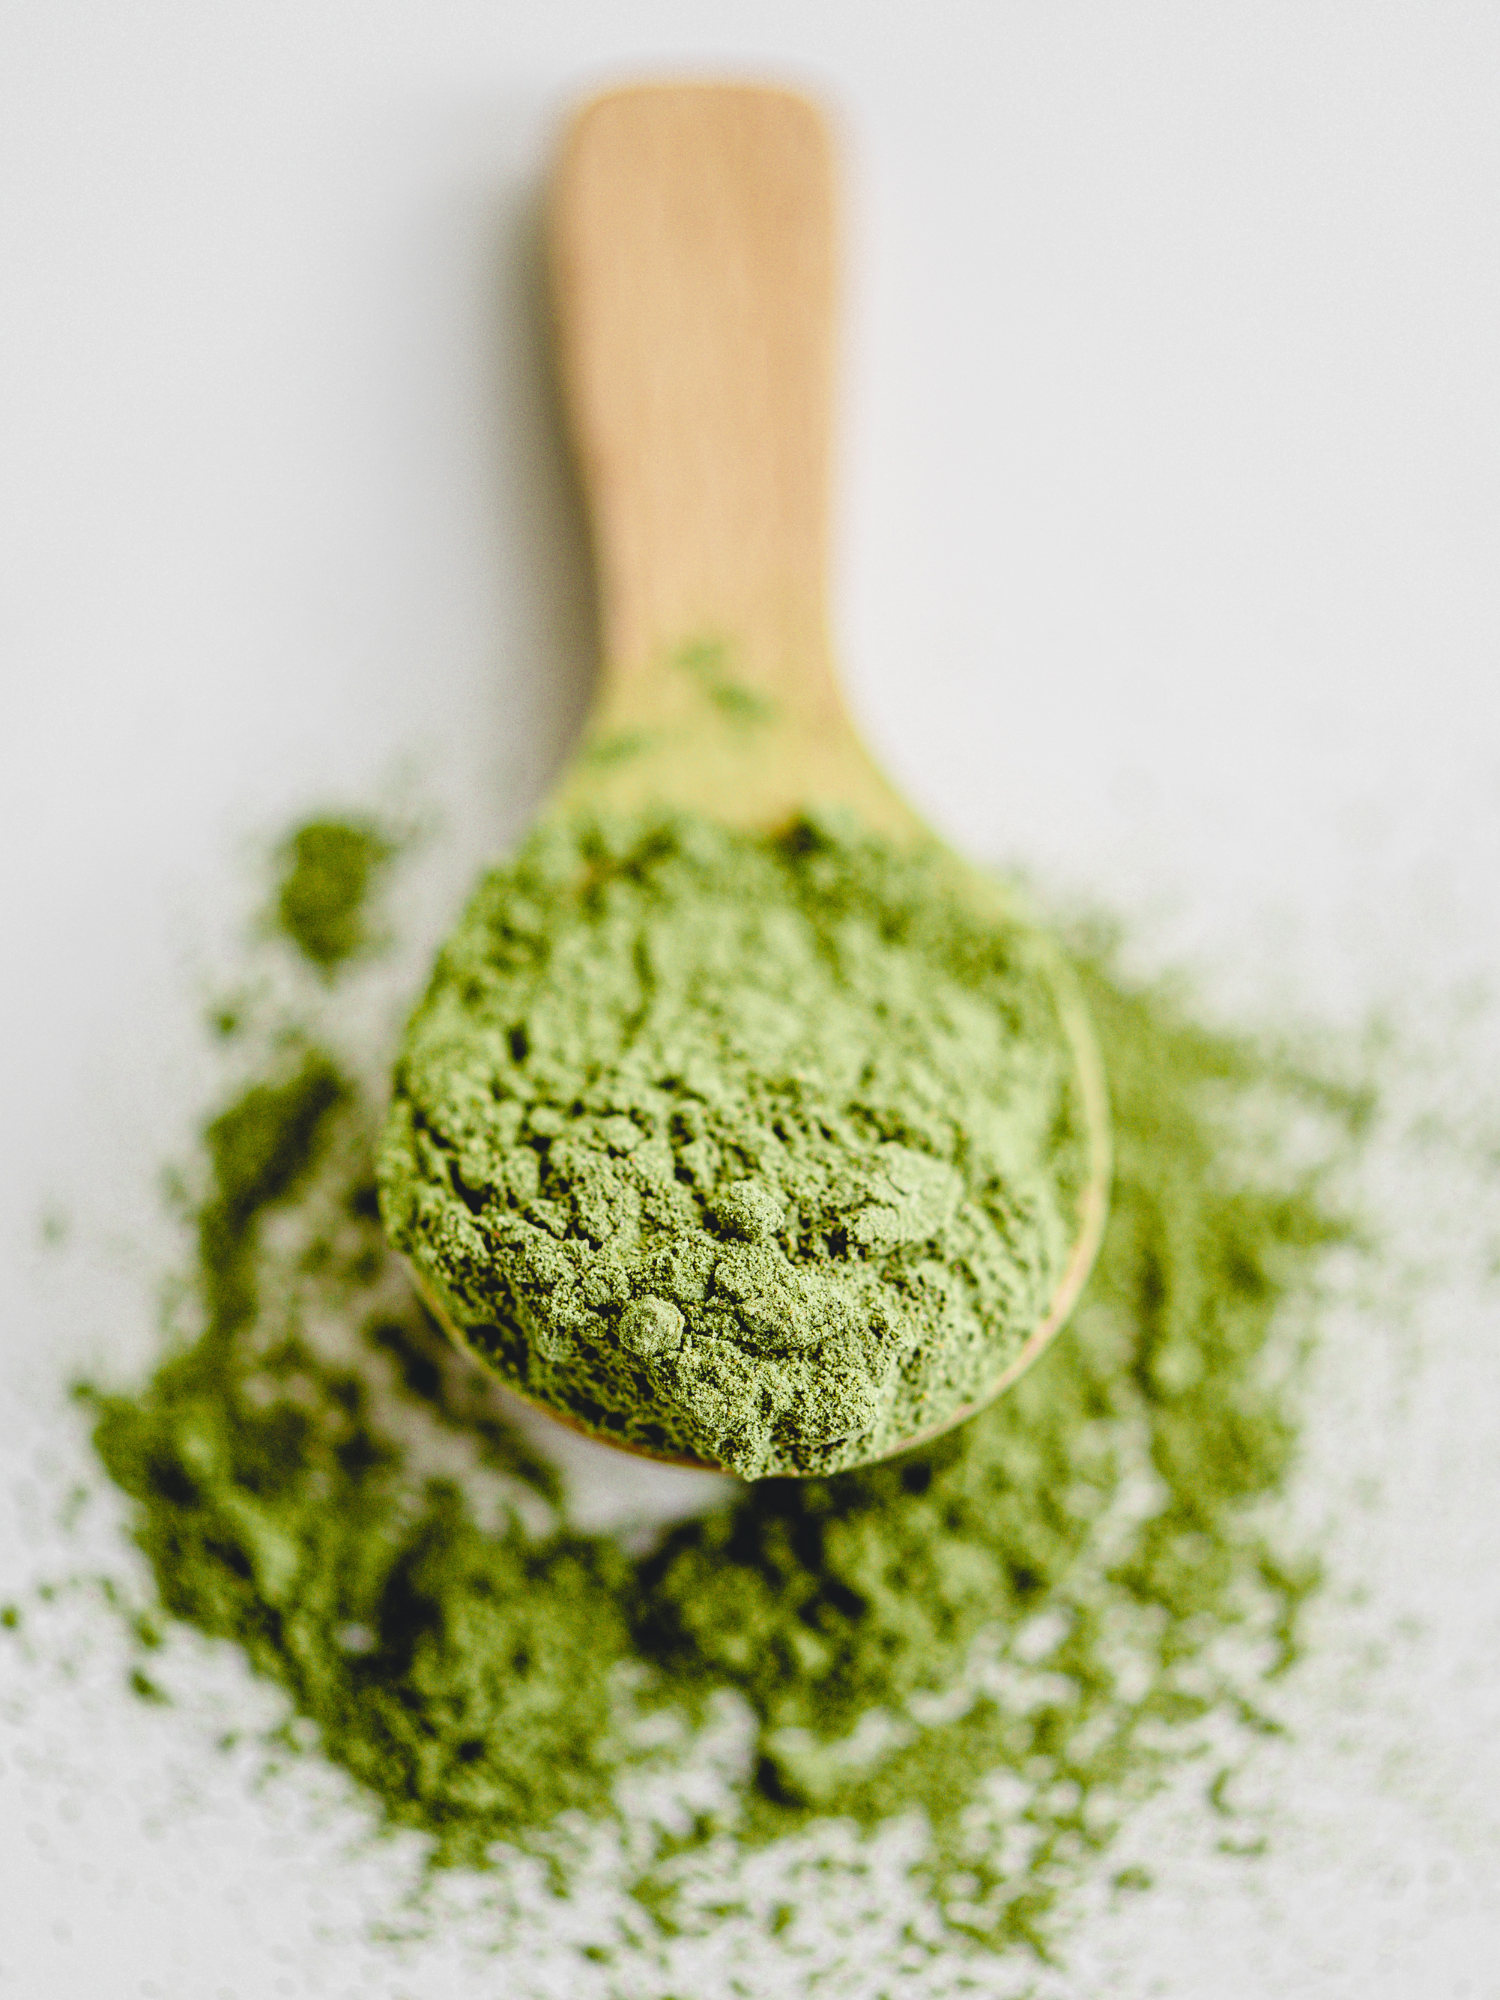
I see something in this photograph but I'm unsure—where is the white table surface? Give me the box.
[3,4,1499,1994]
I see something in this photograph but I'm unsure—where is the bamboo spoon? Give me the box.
[411,82,1109,1471]
[547,82,912,836]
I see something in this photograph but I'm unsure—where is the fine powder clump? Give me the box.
[378,811,1093,1477]
[73,814,1370,1975]
[271,816,395,975]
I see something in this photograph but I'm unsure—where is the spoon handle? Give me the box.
[550,84,845,735]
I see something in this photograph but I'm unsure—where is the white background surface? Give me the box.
[3,3,1499,1995]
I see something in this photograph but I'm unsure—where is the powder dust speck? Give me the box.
[269,817,396,977]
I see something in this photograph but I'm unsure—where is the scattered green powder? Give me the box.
[271,816,394,974]
[379,811,1093,1477]
[81,814,1367,1970]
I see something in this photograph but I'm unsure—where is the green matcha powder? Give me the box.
[75,812,1365,1971]
[380,811,1092,1477]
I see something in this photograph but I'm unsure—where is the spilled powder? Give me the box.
[75,815,1370,1974]
[271,815,395,975]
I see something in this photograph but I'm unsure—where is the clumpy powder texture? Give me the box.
[69,814,1369,1976]
[378,811,1093,1477]
[272,815,394,974]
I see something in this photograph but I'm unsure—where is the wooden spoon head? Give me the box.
[406,883,1111,1482]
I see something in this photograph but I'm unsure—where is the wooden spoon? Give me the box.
[415,82,1109,1471]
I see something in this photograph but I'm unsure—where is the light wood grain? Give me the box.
[548,82,913,830]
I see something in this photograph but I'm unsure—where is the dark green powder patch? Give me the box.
[196,1052,347,1337]
[272,817,395,975]
[81,823,1366,1968]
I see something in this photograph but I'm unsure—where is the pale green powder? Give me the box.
[378,810,1093,1476]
